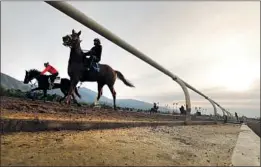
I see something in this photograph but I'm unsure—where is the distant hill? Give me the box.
[0,73,30,91]
[0,72,170,112]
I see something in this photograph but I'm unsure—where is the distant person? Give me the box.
[180,105,185,115]
[150,102,158,114]
[40,62,59,89]
[153,102,157,109]
[235,112,239,122]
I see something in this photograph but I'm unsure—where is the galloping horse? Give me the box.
[23,69,81,106]
[62,29,135,110]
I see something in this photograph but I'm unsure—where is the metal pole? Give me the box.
[208,99,217,122]
[214,102,229,116]
[45,1,226,120]
[45,1,192,121]
[175,78,191,122]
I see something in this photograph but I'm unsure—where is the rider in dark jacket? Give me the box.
[84,38,102,72]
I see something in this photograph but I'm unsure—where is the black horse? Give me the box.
[23,69,81,106]
[62,29,135,110]
[150,103,159,114]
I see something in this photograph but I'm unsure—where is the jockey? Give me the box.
[83,38,102,72]
[153,102,157,109]
[40,62,59,89]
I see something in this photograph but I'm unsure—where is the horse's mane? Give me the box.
[28,69,41,75]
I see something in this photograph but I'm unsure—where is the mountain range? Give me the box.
[0,72,170,111]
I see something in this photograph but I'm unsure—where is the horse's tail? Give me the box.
[74,86,81,99]
[115,71,135,87]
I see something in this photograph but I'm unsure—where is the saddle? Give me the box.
[53,77,61,84]
[85,56,100,73]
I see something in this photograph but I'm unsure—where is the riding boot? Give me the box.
[92,63,100,72]
[96,63,100,72]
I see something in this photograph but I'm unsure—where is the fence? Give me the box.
[45,1,235,122]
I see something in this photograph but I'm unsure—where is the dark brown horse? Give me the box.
[62,29,135,110]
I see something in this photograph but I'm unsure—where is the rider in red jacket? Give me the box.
[41,62,59,89]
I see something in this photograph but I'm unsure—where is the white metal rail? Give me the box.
[45,1,234,121]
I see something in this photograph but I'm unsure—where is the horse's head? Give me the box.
[23,69,41,84]
[62,29,82,49]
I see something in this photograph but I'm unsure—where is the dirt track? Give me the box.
[0,96,184,122]
[1,125,240,166]
[0,97,240,166]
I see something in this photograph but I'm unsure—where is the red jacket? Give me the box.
[40,65,58,75]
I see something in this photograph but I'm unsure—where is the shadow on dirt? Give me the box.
[1,118,187,133]
[247,121,260,137]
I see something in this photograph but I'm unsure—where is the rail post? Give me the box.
[173,77,191,123]
[208,99,217,122]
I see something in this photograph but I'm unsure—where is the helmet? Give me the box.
[94,38,100,45]
[44,62,49,66]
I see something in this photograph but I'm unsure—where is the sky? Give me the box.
[1,1,260,118]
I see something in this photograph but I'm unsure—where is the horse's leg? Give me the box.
[72,93,81,107]
[29,87,41,101]
[59,89,67,104]
[59,95,67,104]
[30,87,41,92]
[108,85,117,110]
[43,89,47,102]
[66,82,74,105]
[39,90,45,100]
[94,83,104,106]
[66,79,78,105]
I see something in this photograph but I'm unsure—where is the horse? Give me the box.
[150,106,159,114]
[23,69,81,106]
[62,29,135,110]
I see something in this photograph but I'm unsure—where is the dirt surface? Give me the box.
[1,124,240,166]
[0,97,239,166]
[1,96,184,122]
